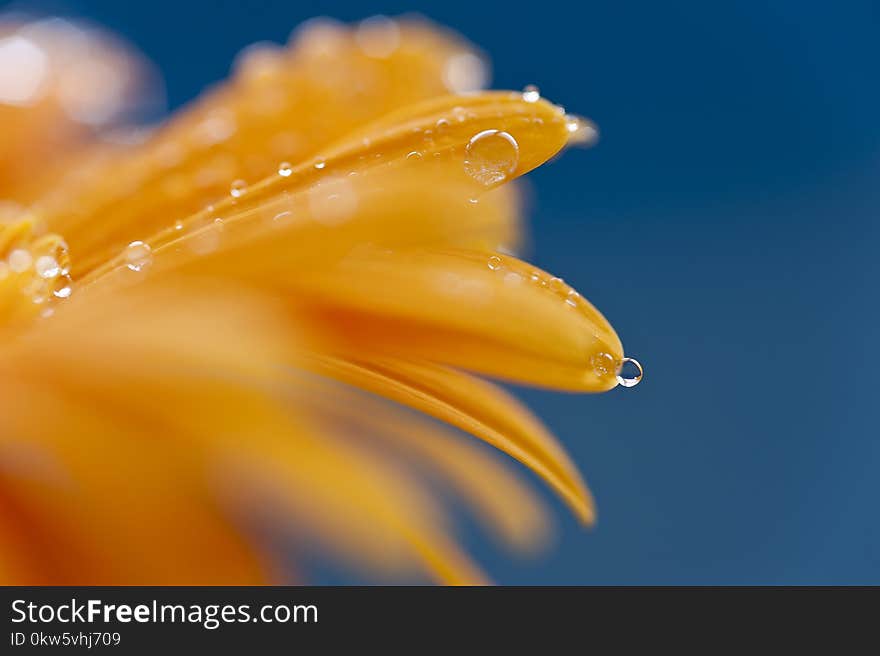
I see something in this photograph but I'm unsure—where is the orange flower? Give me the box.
[0,15,641,584]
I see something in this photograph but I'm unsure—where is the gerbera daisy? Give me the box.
[0,14,642,584]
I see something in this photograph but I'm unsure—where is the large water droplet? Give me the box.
[125,240,152,272]
[464,130,519,186]
[616,357,643,388]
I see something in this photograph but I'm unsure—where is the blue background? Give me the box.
[7,0,879,584]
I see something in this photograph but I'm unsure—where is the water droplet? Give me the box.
[487,255,502,270]
[125,240,152,272]
[314,158,326,170]
[616,357,643,388]
[34,255,60,278]
[464,130,519,186]
[8,248,32,273]
[548,277,567,294]
[53,279,72,298]
[230,179,248,198]
[273,210,293,225]
[590,352,615,377]
[565,115,600,147]
[522,84,540,103]
[406,151,422,160]
[435,118,450,131]
[174,220,184,231]
[278,161,292,177]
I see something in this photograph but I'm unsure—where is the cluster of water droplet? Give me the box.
[483,253,642,388]
[0,233,74,315]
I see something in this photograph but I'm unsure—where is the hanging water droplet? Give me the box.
[464,130,519,186]
[616,357,643,388]
[278,161,293,177]
[590,352,615,377]
[487,255,502,270]
[8,248,32,273]
[522,84,540,103]
[230,179,248,198]
[314,158,326,170]
[34,255,60,279]
[125,241,152,272]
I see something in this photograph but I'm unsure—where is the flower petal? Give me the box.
[0,16,163,202]
[0,279,490,583]
[308,355,595,524]
[289,248,624,392]
[286,375,553,552]
[34,18,490,272]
